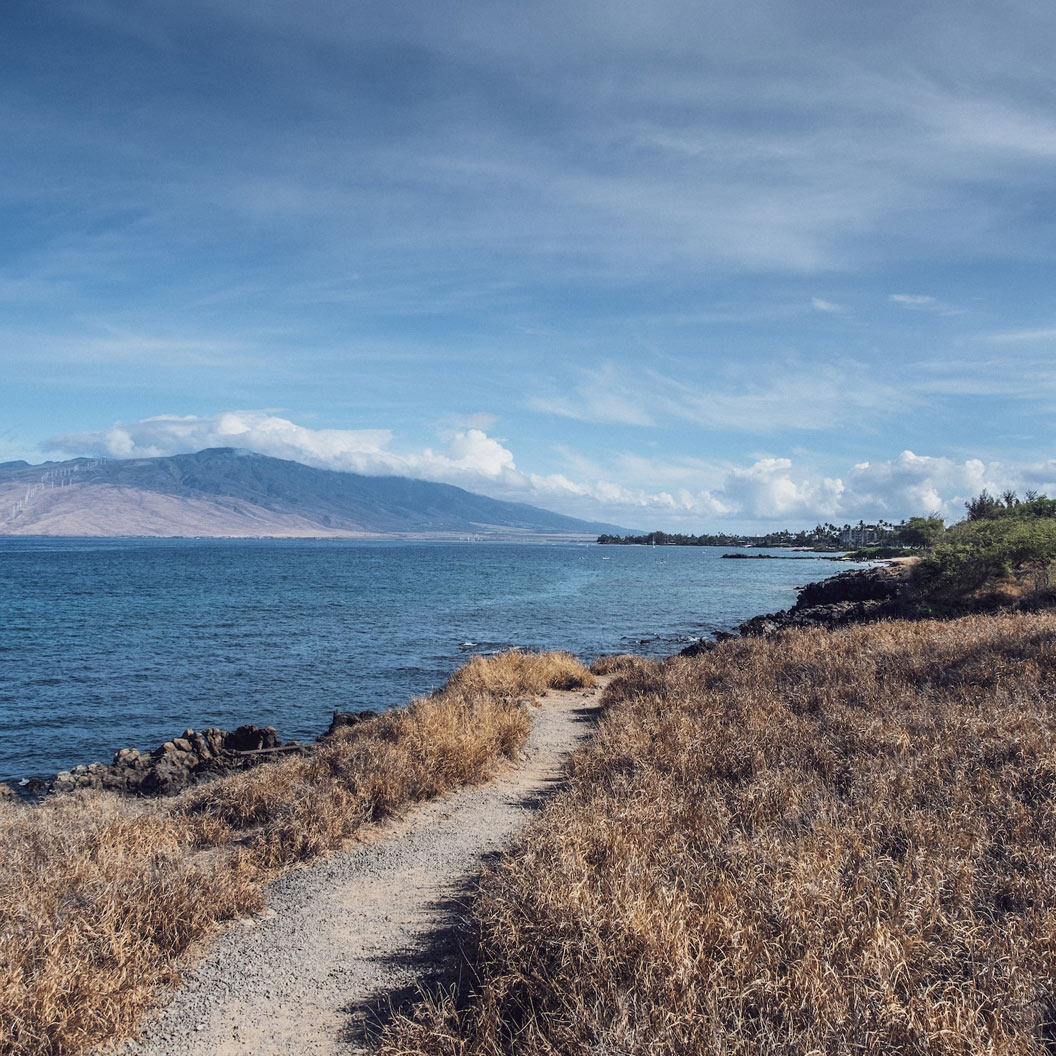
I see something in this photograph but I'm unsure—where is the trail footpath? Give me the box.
[121,679,605,1056]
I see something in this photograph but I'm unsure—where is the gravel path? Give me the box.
[121,682,604,1056]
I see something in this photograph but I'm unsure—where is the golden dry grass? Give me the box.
[0,649,592,1056]
[588,653,654,676]
[445,649,595,696]
[381,613,1056,1056]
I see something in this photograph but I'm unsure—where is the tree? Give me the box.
[900,515,945,549]
[965,490,1003,521]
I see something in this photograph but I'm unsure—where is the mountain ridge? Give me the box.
[0,448,633,538]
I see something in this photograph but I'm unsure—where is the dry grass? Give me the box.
[0,649,592,1056]
[381,613,1056,1056]
[588,653,654,676]
[445,649,595,696]
[0,795,262,1056]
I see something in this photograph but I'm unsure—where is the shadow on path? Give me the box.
[343,701,601,1050]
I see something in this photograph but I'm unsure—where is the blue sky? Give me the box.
[3,0,1056,530]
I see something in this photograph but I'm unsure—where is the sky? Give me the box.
[3,0,1056,531]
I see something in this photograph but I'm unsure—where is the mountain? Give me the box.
[0,448,632,538]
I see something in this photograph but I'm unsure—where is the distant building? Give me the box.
[840,524,882,546]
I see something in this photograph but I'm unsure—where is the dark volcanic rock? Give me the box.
[793,565,908,609]
[320,709,379,740]
[223,724,280,752]
[680,563,912,655]
[735,564,910,639]
[678,639,716,658]
[48,722,307,798]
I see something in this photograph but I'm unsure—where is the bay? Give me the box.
[0,538,867,783]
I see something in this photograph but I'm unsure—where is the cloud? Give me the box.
[890,293,938,308]
[981,327,1056,344]
[531,359,903,434]
[45,411,667,514]
[47,412,525,487]
[18,0,1056,310]
[843,451,994,520]
[724,458,844,519]
[40,412,1056,530]
[528,392,655,428]
[811,297,845,313]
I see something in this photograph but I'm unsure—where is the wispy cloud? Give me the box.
[530,359,904,434]
[889,293,965,317]
[6,1,1056,524]
[981,327,1056,344]
[890,294,939,308]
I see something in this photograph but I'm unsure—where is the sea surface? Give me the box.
[0,538,870,783]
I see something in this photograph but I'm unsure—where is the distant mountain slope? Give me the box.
[0,448,632,537]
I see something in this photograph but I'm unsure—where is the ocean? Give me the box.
[0,538,868,783]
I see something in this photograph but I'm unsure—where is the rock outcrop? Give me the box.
[6,708,388,802]
[49,723,302,797]
[320,708,378,739]
[681,563,912,655]
[736,564,910,639]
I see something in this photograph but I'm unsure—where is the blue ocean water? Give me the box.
[0,539,868,783]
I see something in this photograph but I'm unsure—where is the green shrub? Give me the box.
[911,514,1056,612]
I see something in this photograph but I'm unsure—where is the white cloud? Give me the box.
[45,411,671,517]
[47,412,525,487]
[981,327,1056,344]
[41,413,1056,530]
[890,293,938,308]
[528,366,656,426]
[888,293,965,317]
[531,360,903,434]
[723,458,844,519]
[843,451,994,520]
[811,297,845,313]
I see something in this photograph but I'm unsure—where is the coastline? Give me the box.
[5,558,904,802]
[8,554,1056,1055]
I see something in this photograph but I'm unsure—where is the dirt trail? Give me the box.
[122,681,604,1056]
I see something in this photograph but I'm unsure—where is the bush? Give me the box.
[912,516,1056,613]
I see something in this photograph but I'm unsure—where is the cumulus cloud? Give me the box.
[47,412,529,488]
[45,411,665,515]
[723,458,845,519]
[843,451,993,519]
[843,451,1056,521]
[42,413,1056,529]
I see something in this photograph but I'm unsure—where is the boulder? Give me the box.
[223,725,280,752]
[320,709,378,740]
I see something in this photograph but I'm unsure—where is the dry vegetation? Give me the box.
[588,653,655,676]
[0,649,593,1056]
[382,613,1056,1055]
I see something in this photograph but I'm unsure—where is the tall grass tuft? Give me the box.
[0,649,592,1056]
[381,613,1056,1056]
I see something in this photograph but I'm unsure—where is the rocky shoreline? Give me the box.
[5,563,910,802]
[681,562,911,656]
[2,709,377,802]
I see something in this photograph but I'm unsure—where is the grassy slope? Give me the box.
[382,615,1056,1055]
[0,651,594,1056]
